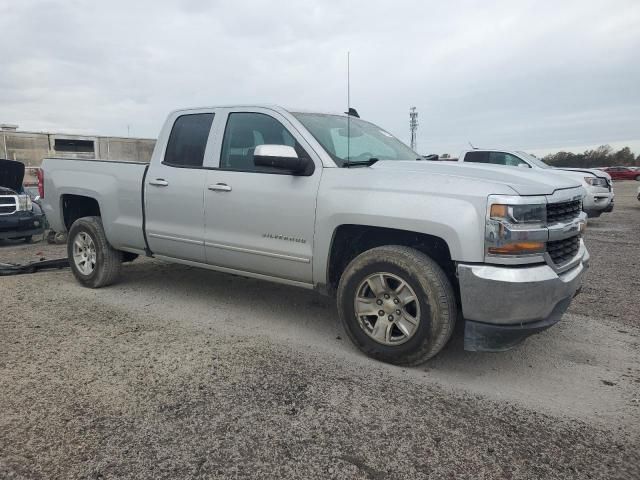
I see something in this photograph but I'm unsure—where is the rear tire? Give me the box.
[337,245,457,365]
[67,216,122,288]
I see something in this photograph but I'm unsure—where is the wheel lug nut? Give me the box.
[393,298,399,304]
[388,315,394,321]
[384,294,390,299]
[376,299,383,305]
[396,309,401,315]
[378,310,385,316]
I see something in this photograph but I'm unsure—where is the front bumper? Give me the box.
[0,212,45,239]
[457,245,589,352]
[583,189,614,217]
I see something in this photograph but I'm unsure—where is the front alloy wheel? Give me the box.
[337,245,457,365]
[354,272,421,345]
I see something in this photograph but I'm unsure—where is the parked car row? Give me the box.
[599,166,640,181]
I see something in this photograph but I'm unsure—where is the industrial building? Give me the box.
[0,123,155,185]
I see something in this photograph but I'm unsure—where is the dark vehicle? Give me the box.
[602,166,640,181]
[0,159,45,242]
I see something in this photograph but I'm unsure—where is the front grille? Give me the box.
[547,235,580,265]
[547,199,581,224]
[0,196,17,215]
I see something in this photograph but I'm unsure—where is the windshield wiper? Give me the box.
[343,158,379,168]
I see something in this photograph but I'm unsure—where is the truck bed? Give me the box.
[41,157,149,254]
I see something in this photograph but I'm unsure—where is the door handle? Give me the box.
[208,183,232,192]
[149,178,169,187]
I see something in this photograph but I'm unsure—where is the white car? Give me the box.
[456,149,614,217]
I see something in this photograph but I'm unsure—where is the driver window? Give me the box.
[488,152,528,167]
[220,112,308,173]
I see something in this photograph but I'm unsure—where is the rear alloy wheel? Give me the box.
[337,245,457,366]
[72,231,97,275]
[67,216,122,288]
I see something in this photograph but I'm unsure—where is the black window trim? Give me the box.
[465,150,528,167]
[488,151,528,167]
[161,112,215,169]
[217,111,315,177]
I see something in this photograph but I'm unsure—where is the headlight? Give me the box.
[584,177,608,187]
[486,195,547,256]
[490,204,546,224]
[17,195,33,211]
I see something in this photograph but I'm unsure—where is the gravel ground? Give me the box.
[1,181,639,479]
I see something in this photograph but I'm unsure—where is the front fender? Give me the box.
[313,172,487,286]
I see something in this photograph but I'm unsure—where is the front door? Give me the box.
[145,112,214,262]
[203,109,321,283]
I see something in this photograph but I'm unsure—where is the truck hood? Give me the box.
[0,159,25,192]
[556,167,611,181]
[371,160,582,196]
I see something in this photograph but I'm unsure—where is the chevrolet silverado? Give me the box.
[40,106,589,364]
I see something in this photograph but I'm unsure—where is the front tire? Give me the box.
[337,246,457,366]
[67,216,122,288]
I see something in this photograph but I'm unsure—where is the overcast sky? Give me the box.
[1,0,639,156]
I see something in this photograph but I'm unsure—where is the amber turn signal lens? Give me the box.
[488,242,545,255]
[490,204,508,218]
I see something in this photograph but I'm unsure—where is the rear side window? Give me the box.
[464,151,489,163]
[163,113,214,167]
[465,151,528,167]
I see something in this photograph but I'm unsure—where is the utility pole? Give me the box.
[409,107,418,151]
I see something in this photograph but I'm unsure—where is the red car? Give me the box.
[601,166,640,181]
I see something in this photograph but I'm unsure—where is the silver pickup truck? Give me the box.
[40,105,589,365]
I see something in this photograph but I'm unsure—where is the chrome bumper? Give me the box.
[457,245,589,326]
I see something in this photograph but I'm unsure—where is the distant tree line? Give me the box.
[542,145,639,168]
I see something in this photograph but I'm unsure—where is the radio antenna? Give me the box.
[346,51,351,167]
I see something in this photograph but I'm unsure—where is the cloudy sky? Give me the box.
[1,0,639,156]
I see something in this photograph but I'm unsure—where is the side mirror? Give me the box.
[253,144,311,174]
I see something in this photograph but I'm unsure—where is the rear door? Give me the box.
[144,111,215,262]
[202,108,321,284]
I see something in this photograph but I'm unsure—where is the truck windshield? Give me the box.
[516,151,551,169]
[292,112,420,166]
